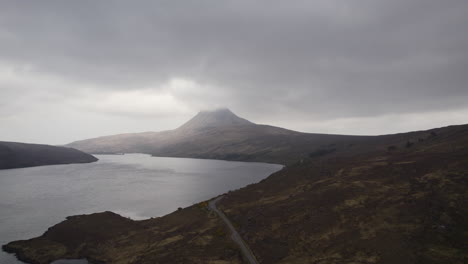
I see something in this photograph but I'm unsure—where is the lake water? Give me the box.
[0,154,282,264]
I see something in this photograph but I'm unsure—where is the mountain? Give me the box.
[67,108,411,164]
[68,108,463,165]
[177,108,253,131]
[4,123,468,263]
[0,141,98,170]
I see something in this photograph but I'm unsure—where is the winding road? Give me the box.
[208,196,259,264]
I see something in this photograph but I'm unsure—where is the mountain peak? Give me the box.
[200,107,234,115]
[177,108,254,131]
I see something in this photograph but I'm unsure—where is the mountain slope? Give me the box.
[177,108,253,131]
[67,109,464,164]
[66,109,384,164]
[66,108,299,159]
[4,123,468,264]
[0,141,98,170]
[219,124,468,264]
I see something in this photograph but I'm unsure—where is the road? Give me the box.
[208,196,259,264]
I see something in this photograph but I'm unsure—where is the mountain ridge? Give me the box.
[67,109,468,165]
[67,109,368,164]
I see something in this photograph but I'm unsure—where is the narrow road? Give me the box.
[208,196,259,264]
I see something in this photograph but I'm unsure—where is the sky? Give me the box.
[1,0,467,145]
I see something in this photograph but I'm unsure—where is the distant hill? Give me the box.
[0,141,98,170]
[65,109,375,164]
[67,108,462,164]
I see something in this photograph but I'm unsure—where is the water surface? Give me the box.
[0,154,282,264]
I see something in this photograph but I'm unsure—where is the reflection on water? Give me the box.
[0,154,282,264]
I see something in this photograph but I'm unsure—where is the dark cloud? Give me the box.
[0,0,467,143]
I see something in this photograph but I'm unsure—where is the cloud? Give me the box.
[75,78,210,117]
[0,0,467,144]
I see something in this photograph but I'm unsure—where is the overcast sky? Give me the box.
[1,0,467,145]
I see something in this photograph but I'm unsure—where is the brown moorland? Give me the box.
[3,118,468,264]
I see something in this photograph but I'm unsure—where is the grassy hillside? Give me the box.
[4,124,468,263]
[220,126,468,263]
[3,208,243,264]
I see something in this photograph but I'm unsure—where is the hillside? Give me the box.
[67,109,448,164]
[219,124,468,263]
[4,123,468,263]
[68,109,467,165]
[0,141,98,170]
[67,109,367,164]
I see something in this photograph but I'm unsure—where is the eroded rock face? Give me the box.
[0,141,98,170]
